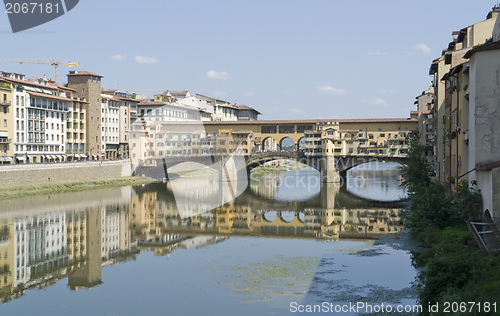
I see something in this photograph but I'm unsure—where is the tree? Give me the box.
[399,131,430,193]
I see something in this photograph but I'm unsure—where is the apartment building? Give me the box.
[320,120,414,158]
[137,100,201,122]
[0,80,13,163]
[101,90,138,158]
[418,7,500,219]
[415,86,435,164]
[129,119,255,166]
[196,94,239,121]
[100,94,120,159]
[462,36,500,220]
[24,77,88,161]
[0,72,74,163]
[428,7,499,184]
[153,90,190,102]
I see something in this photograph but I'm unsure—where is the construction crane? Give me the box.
[0,58,80,84]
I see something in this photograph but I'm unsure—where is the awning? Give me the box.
[50,155,57,159]
[0,157,4,162]
[4,157,12,163]
[74,154,80,158]
[0,131,8,137]
[16,157,25,161]
[80,154,87,158]
[475,160,500,171]
[57,155,63,160]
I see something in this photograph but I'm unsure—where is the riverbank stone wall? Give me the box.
[0,160,132,186]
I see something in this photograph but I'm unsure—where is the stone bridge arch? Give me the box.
[336,156,408,177]
[261,136,278,151]
[258,211,305,226]
[278,136,296,151]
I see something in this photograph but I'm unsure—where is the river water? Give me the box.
[0,162,419,316]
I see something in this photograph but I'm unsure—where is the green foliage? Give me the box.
[416,226,500,315]
[2,82,10,89]
[399,133,498,315]
[451,180,483,221]
[399,132,431,193]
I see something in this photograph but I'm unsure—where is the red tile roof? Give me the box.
[3,77,58,90]
[237,105,262,114]
[27,91,74,102]
[67,71,103,77]
[164,90,189,96]
[53,84,77,92]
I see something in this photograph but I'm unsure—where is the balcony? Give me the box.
[0,100,11,106]
[0,138,11,143]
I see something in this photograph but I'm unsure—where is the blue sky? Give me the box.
[0,0,497,120]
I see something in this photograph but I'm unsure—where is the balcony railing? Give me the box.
[0,138,10,143]
[0,100,11,106]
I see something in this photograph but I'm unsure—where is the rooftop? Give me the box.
[67,70,103,77]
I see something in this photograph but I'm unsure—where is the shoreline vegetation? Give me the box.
[400,132,500,315]
[250,161,307,177]
[0,176,157,200]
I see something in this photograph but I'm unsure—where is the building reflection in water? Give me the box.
[0,166,405,304]
[0,188,135,302]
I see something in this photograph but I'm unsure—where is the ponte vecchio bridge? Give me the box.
[130,117,418,182]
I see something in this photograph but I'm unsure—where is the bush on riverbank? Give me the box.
[400,133,500,315]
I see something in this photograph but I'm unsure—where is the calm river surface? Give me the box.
[0,163,418,316]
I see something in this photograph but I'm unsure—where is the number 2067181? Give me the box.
[5,3,60,14]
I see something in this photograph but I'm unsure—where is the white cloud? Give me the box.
[381,89,395,94]
[413,43,431,54]
[290,108,303,114]
[207,70,231,80]
[134,56,159,64]
[317,86,346,95]
[367,52,389,56]
[213,91,227,97]
[370,98,388,106]
[111,54,126,61]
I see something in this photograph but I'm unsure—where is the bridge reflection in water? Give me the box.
[130,166,405,240]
